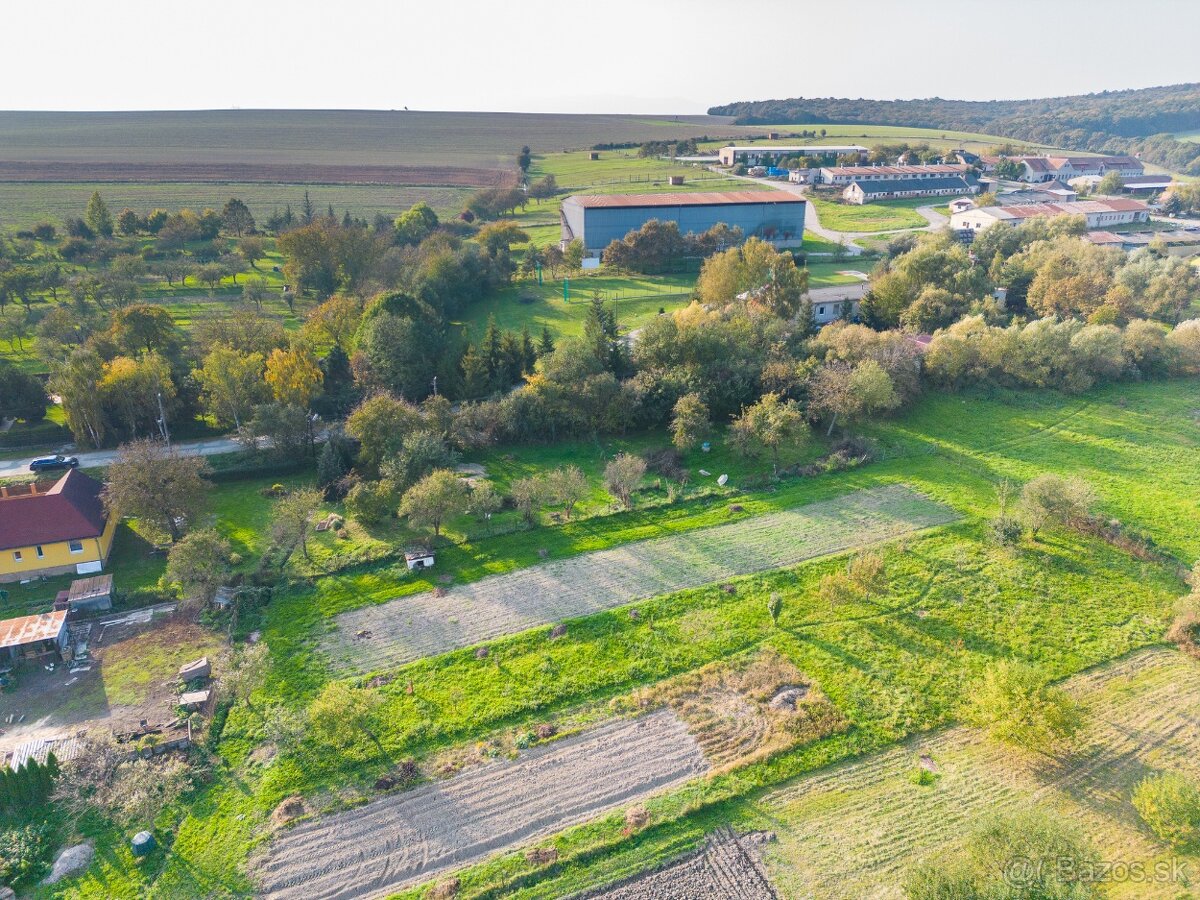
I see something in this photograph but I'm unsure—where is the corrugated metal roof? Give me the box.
[0,610,68,650]
[7,734,84,770]
[564,191,805,210]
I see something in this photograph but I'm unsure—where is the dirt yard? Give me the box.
[579,827,778,900]
[756,648,1200,898]
[254,709,708,900]
[0,606,221,754]
[325,485,958,672]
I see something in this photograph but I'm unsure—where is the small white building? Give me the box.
[948,197,977,215]
[812,298,861,325]
[405,550,435,571]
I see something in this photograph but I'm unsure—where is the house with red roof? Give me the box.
[0,469,117,582]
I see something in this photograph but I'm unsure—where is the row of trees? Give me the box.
[710,84,1200,175]
[863,220,1200,335]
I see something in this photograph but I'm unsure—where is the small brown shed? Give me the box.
[66,574,114,613]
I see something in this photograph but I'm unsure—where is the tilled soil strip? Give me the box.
[255,709,708,900]
[325,484,958,672]
[575,827,778,900]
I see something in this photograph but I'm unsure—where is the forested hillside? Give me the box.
[709,83,1200,174]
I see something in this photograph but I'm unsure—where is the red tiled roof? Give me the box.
[0,610,67,650]
[563,191,805,209]
[0,469,108,551]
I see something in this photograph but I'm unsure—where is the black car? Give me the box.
[29,454,80,473]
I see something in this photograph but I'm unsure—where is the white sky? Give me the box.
[3,0,1197,113]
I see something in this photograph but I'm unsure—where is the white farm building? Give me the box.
[951,199,1151,233]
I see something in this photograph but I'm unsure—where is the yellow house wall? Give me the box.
[0,515,114,580]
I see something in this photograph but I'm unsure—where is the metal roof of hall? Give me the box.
[564,191,806,209]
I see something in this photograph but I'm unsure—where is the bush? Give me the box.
[988,514,1023,546]
[1132,772,1200,847]
[0,822,52,885]
[1019,473,1096,537]
[345,479,398,526]
[961,660,1082,753]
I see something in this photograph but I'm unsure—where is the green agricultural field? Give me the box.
[12,376,1199,900]
[809,196,931,233]
[0,181,475,230]
[0,110,750,170]
[697,123,1059,153]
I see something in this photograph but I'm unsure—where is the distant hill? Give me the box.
[709,84,1200,175]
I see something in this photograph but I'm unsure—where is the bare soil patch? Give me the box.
[576,827,778,900]
[325,485,957,673]
[640,649,847,773]
[253,709,707,900]
[0,607,220,754]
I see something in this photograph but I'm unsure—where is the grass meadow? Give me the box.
[808,195,931,233]
[28,375,1198,899]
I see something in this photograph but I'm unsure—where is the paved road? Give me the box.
[0,436,242,479]
[715,168,952,248]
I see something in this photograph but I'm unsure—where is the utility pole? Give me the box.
[156,391,171,449]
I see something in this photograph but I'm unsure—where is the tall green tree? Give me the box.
[85,191,114,238]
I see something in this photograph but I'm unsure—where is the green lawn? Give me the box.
[803,261,863,287]
[809,196,931,233]
[457,272,698,338]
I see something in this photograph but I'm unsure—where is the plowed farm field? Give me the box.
[580,827,778,900]
[324,484,959,672]
[254,709,707,900]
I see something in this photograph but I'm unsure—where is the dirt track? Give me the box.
[577,828,778,899]
[254,710,707,900]
[325,484,958,672]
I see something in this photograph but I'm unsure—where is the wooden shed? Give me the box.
[66,574,113,613]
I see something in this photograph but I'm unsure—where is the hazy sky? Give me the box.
[4,0,1198,113]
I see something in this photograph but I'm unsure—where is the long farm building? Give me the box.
[560,191,807,254]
